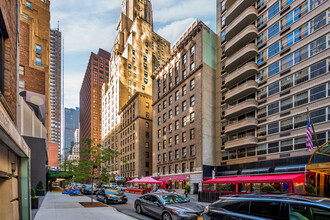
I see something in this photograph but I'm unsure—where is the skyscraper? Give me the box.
[213,0,330,194]
[64,107,79,158]
[50,27,62,156]
[80,49,110,157]
[101,0,171,176]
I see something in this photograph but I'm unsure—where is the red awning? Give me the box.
[204,173,305,184]
[171,174,189,181]
[159,176,172,181]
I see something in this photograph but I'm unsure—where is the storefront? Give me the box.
[307,140,330,197]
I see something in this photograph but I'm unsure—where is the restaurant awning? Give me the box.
[159,176,172,181]
[171,174,190,181]
[204,173,305,184]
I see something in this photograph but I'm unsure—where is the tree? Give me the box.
[70,138,120,203]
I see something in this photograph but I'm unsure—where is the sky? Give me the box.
[50,0,216,108]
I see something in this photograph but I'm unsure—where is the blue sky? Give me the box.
[50,0,216,108]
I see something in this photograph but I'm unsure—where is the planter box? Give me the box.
[36,190,45,196]
[31,198,39,209]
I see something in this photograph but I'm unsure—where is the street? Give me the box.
[87,192,209,220]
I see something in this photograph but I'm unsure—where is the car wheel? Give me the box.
[136,204,143,214]
[162,212,172,220]
[104,198,108,204]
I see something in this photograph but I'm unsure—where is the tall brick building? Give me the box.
[152,20,217,194]
[80,49,110,157]
[19,0,51,143]
[0,1,31,219]
[101,0,171,176]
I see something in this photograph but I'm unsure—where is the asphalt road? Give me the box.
[87,192,209,220]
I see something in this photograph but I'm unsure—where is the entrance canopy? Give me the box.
[204,173,305,184]
[307,141,330,175]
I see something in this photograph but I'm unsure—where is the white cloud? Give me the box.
[156,17,196,44]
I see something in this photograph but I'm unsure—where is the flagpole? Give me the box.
[307,107,319,148]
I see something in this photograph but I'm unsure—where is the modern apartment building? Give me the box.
[117,92,153,177]
[19,0,51,143]
[214,0,330,195]
[50,27,62,156]
[152,20,217,193]
[101,0,170,175]
[80,49,110,157]
[64,107,79,158]
[0,1,31,219]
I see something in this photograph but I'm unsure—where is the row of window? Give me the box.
[157,112,196,138]
[258,58,329,99]
[157,128,196,147]
[258,107,330,137]
[157,145,196,162]
[157,161,195,175]
[222,131,330,161]
[258,83,330,119]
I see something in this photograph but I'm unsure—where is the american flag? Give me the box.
[306,115,314,151]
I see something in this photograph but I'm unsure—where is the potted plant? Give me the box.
[31,188,39,209]
[184,185,191,197]
[36,181,45,196]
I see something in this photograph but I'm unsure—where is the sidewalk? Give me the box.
[34,192,136,220]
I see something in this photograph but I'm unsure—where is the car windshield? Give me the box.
[105,190,119,194]
[159,194,189,204]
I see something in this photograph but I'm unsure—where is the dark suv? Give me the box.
[204,194,330,220]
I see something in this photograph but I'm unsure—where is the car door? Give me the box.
[289,203,330,220]
[140,195,156,217]
[148,195,164,219]
[249,201,284,219]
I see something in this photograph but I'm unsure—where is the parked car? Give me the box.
[203,194,330,220]
[83,185,99,195]
[135,192,204,220]
[96,189,127,204]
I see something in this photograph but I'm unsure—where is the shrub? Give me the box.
[305,184,317,195]
[31,188,38,199]
[37,181,44,191]
[260,184,276,193]
[184,185,191,193]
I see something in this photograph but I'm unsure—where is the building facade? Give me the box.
[64,107,79,158]
[80,49,110,157]
[50,27,62,156]
[152,20,217,193]
[68,128,80,162]
[19,0,51,143]
[0,1,31,219]
[214,0,330,195]
[101,0,170,175]
[117,92,153,178]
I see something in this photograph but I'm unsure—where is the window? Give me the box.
[158,104,161,113]
[281,75,293,91]
[281,97,293,111]
[268,2,279,19]
[310,60,326,79]
[268,82,279,96]
[146,102,149,108]
[182,132,187,142]
[294,91,308,106]
[268,42,279,58]
[36,57,42,66]
[169,109,173,118]
[169,123,173,132]
[182,70,186,79]
[294,46,308,63]
[175,105,179,115]
[163,100,167,109]
[310,12,326,33]
[190,129,195,140]
[19,65,25,75]
[281,139,293,152]
[268,61,280,77]
[268,22,279,39]
[190,62,195,72]
[175,120,179,130]
[169,96,173,105]
[190,145,195,156]
[175,90,179,101]
[294,113,307,128]
[310,84,326,102]
[190,95,195,106]
[190,162,194,172]
[268,102,279,116]
[281,118,293,131]
[163,113,166,122]
[281,54,293,70]
[257,144,267,155]
[268,122,279,135]
[36,44,42,54]
[311,108,326,124]
[250,201,281,219]
[190,45,195,55]
[182,85,187,96]
[19,79,25,89]
[190,78,195,90]
[146,122,149,128]
[182,116,187,127]
[268,142,279,154]
[175,135,179,145]
[25,1,32,9]
[190,112,195,123]
[182,54,187,64]
[182,101,187,111]
[295,136,306,149]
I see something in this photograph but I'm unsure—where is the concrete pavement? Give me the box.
[34,192,136,220]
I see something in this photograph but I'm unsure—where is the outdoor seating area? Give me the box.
[125,177,168,194]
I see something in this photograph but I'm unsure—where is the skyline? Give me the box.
[50,0,216,108]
